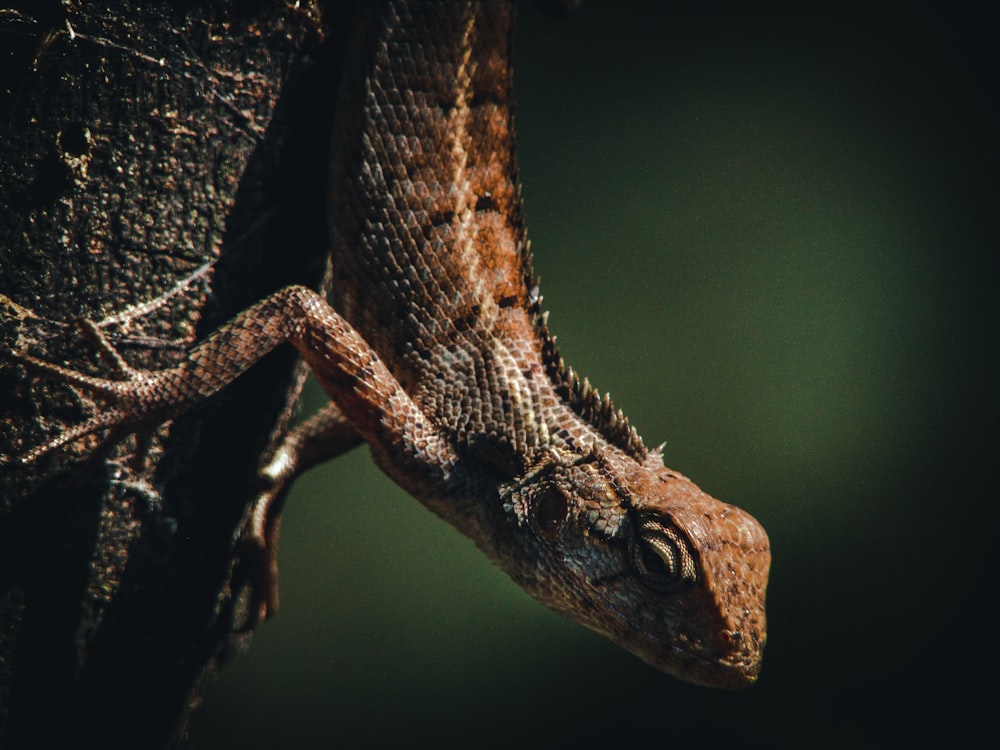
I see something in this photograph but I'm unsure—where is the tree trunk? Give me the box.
[0,1,350,745]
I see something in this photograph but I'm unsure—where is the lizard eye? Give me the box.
[629,518,698,591]
[534,487,569,539]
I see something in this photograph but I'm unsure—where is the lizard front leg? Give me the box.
[6,285,454,478]
[242,402,363,625]
[6,285,457,623]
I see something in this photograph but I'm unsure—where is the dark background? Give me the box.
[192,1,995,746]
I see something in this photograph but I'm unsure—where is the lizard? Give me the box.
[3,0,770,689]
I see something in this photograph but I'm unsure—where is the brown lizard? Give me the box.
[4,0,769,688]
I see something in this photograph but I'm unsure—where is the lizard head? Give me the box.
[497,447,770,689]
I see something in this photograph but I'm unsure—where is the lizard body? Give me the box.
[5,0,769,688]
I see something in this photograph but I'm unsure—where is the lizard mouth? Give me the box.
[585,579,761,689]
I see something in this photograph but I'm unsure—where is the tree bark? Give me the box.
[0,1,350,745]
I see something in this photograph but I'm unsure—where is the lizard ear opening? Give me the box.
[629,518,699,591]
[534,487,569,540]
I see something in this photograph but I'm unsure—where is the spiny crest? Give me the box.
[516,236,648,462]
[545,349,648,461]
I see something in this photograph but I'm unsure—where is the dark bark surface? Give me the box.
[0,1,351,745]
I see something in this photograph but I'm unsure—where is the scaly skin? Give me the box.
[5,0,769,688]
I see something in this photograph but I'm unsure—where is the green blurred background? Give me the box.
[192,1,994,746]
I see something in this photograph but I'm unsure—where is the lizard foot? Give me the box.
[3,322,178,465]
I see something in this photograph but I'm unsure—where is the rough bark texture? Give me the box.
[0,1,351,745]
